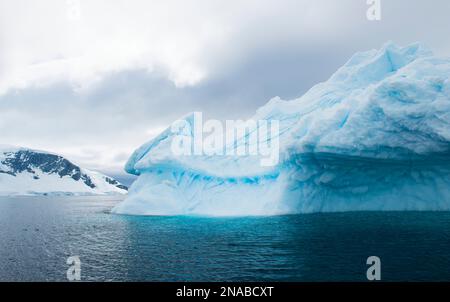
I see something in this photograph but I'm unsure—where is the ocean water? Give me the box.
[1,196,450,281]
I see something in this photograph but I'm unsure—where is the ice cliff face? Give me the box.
[0,146,127,196]
[113,43,450,216]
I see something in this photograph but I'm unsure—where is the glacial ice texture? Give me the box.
[112,43,450,216]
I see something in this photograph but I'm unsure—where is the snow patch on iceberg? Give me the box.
[112,42,450,216]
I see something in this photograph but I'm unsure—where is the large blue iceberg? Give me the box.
[112,43,450,216]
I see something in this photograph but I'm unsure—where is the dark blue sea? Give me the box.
[1,196,450,281]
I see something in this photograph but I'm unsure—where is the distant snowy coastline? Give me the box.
[0,145,127,197]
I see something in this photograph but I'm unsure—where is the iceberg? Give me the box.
[112,42,450,216]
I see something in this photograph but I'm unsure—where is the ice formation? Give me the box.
[112,42,450,216]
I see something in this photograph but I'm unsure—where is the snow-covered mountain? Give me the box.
[0,145,127,196]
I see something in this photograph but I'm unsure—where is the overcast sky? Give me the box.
[1,0,449,177]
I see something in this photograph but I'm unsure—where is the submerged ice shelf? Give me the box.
[113,42,450,216]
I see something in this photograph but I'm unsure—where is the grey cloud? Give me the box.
[1,0,449,175]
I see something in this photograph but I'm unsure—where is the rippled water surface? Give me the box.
[1,196,450,281]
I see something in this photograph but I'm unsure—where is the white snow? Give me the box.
[0,146,127,196]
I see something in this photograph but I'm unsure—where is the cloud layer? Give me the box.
[1,0,449,175]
